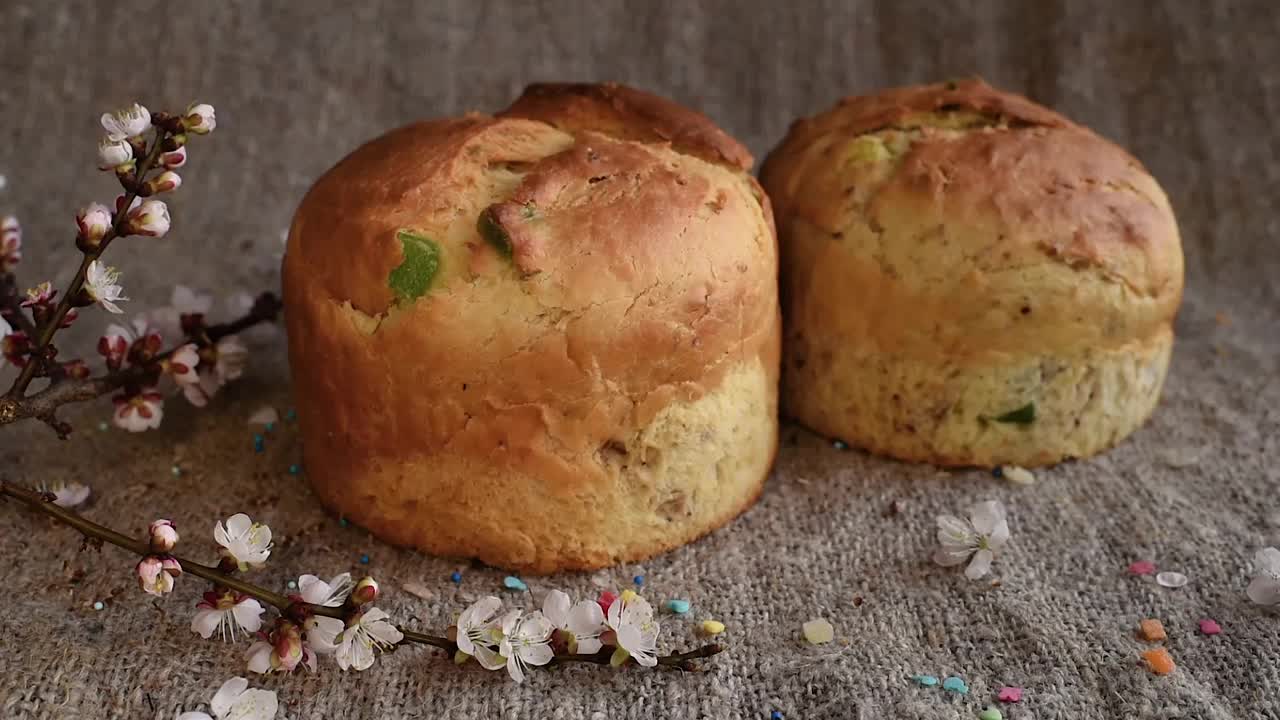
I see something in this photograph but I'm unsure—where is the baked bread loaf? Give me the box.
[284,83,779,573]
[761,79,1183,467]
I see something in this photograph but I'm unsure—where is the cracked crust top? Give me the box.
[284,82,777,495]
[761,78,1184,357]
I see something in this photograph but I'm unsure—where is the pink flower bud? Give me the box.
[124,199,170,238]
[76,203,113,244]
[597,590,618,614]
[272,621,305,672]
[160,146,187,169]
[148,519,179,552]
[183,103,216,135]
[0,215,20,273]
[136,555,181,596]
[96,137,134,171]
[352,576,380,605]
[146,171,182,195]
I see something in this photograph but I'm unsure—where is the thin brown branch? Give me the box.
[0,292,281,436]
[0,478,725,672]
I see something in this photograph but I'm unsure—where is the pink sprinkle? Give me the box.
[997,687,1024,703]
[1128,561,1157,576]
[597,591,618,614]
[1199,618,1222,635]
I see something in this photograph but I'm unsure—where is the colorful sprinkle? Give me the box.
[450,571,462,584]
[170,465,182,477]
[503,576,528,591]
[997,686,1023,703]
[942,676,969,694]
[912,674,939,687]
[700,619,725,636]
[1156,571,1189,588]
[338,517,349,528]
[991,466,1004,478]
[802,618,834,644]
[252,434,265,453]
[286,408,297,421]
[287,580,297,590]
[597,591,618,613]
[1142,647,1176,675]
[1138,618,1167,642]
[832,439,848,450]
[359,554,370,564]
[288,464,301,475]
[92,601,105,611]
[978,708,1003,720]
[1199,618,1222,635]
[666,599,691,614]
[1002,465,1035,485]
[1128,561,1157,576]
[633,575,645,586]
[771,712,783,720]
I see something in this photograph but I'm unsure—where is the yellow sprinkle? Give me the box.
[620,589,638,602]
[701,620,726,635]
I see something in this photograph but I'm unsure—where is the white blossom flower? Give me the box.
[298,572,353,607]
[161,146,188,169]
[44,481,91,508]
[605,590,660,667]
[454,595,508,670]
[184,103,217,135]
[100,103,150,141]
[76,202,113,243]
[246,620,314,674]
[149,519,179,552]
[146,284,213,341]
[183,335,249,407]
[321,607,404,671]
[543,589,605,655]
[1248,547,1280,607]
[22,281,55,308]
[934,499,1010,580]
[165,343,201,386]
[96,137,133,170]
[136,555,181,596]
[124,198,170,237]
[176,676,277,720]
[0,215,20,272]
[214,513,272,570]
[112,387,164,432]
[192,591,265,641]
[498,610,554,682]
[84,260,128,314]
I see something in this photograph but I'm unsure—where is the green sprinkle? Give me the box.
[503,576,528,591]
[992,402,1036,425]
[978,709,1003,720]
[912,674,938,687]
[387,230,441,302]
[476,207,512,258]
[666,599,691,614]
[93,601,105,611]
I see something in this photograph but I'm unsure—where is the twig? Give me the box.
[0,479,724,671]
[0,292,281,435]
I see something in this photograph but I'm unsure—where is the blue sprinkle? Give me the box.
[171,465,182,477]
[288,464,301,475]
[912,674,939,687]
[942,676,968,694]
[992,466,1004,478]
[97,421,109,432]
[450,571,463,584]
[833,439,848,450]
[633,575,645,586]
[338,517,349,528]
[503,575,528,591]
[771,712,784,720]
[92,601,105,611]
[286,580,297,590]
[253,434,265,453]
[286,408,297,421]
[264,422,275,433]
[359,554,370,564]
[666,599,691,614]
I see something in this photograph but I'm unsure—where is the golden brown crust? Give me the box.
[502,82,754,171]
[763,79,1184,466]
[285,83,778,571]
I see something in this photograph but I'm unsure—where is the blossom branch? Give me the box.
[0,479,725,674]
[0,292,280,436]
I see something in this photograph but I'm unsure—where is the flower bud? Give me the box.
[124,199,170,238]
[352,576,380,605]
[160,146,187,169]
[62,359,90,379]
[76,203,113,247]
[183,103,216,135]
[148,519,179,552]
[100,103,151,142]
[136,555,181,596]
[145,171,182,195]
[96,138,133,171]
[272,620,305,672]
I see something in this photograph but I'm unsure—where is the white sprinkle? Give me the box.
[1004,465,1036,486]
[802,618,834,644]
[1156,571,1189,588]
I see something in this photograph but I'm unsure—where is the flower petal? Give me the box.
[575,637,602,655]
[542,589,571,628]
[307,616,343,653]
[232,688,278,720]
[519,642,554,667]
[346,636,375,671]
[568,600,605,636]
[209,676,249,716]
[177,714,214,720]
[364,618,404,646]
[232,598,265,634]
[506,654,525,683]
[969,501,1006,537]
[933,546,972,567]
[191,608,224,639]
[936,514,975,547]
[1255,547,1280,575]
[473,644,506,671]
[244,641,273,674]
[1247,576,1280,606]
[965,548,995,580]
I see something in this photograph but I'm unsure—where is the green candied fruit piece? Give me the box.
[476,207,512,258]
[845,135,892,165]
[387,230,441,302]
